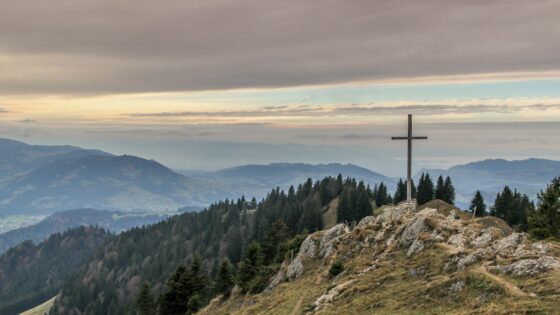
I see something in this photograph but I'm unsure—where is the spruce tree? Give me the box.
[416,173,434,205]
[136,282,156,315]
[469,190,486,217]
[337,186,353,224]
[238,242,263,293]
[375,182,391,207]
[215,260,234,298]
[491,186,531,231]
[443,176,456,205]
[262,220,289,263]
[354,181,373,222]
[528,177,560,239]
[435,175,445,200]
[393,179,406,204]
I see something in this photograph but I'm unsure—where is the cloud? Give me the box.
[126,102,560,119]
[127,105,325,117]
[18,118,37,123]
[0,107,9,113]
[333,103,560,115]
[1,0,560,95]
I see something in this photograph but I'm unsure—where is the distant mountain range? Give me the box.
[420,158,560,208]
[1,138,559,218]
[0,139,393,217]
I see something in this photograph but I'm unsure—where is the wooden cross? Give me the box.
[391,114,428,203]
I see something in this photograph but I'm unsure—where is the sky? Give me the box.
[1,0,560,176]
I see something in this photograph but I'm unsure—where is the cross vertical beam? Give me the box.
[391,114,428,203]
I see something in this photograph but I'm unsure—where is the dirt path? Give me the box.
[474,266,528,297]
[289,297,304,315]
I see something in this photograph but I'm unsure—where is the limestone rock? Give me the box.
[471,230,494,248]
[311,280,354,310]
[356,216,376,229]
[493,232,528,257]
[407,239,425,257]
[287,234,319,279]
[319,223,349,258]
[489,256,560,276]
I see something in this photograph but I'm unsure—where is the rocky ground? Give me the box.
[199,201,560,314]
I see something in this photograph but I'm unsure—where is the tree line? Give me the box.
[469,176,560,240]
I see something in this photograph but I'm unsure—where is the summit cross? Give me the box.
[391,114,428,203]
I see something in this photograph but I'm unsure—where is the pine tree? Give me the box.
[136,282,156,315]
[159,256,207,315]
[375,182,391,207]
[337,186,353,223]
[262,220,290,262]
[416,173,434,205]
[443,176,456,205]
[528,177,560,239]
[237,242,263,293]
[393,179,406,204]
[469,190,486,217]
[298,199,323,232]
[214,260,234,298]
[435,175,445,200]
[354,181,373,222]
[491,186,531,231]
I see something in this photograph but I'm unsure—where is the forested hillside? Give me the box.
[49,176,379,314]
[0,227,110,315]
[0,209,167,254]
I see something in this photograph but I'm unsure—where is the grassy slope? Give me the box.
[20,296,57,315]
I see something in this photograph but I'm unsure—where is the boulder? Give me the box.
[489,256,560,276]
[492,233,528,257]
[356,216,376,230]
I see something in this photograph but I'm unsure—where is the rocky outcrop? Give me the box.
[268,202,560,312]
[286,233,319,279]
[311,280,354,310]
[489,256,560,276]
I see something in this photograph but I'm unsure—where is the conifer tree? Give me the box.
[298,199,323,232]
[435,175,445,200]
[215,260,234,298]
[469,190,486,217]
[136,282,156,315]
[443,176,456,205]
[238,242,263,293]
[491,186,531,231]
[262,220,290,262]
[528,177,560,239]
[416,173,434,205]
[355,181,373,221]
[337,186,353,223]
[393,179,406,204]
[375,182,391,207]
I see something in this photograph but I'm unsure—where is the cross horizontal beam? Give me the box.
[391,136,428,140]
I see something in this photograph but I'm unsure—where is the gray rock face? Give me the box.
[356,216,375,229]
[407,239,425,257]
[489,256,560,276]
[286,234,319,279]
[399,217,430,247]
[471,230,494,248]
[493,233,528,257]
[319,224,349,258]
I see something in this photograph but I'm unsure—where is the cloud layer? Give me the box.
[1,0,560,95]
